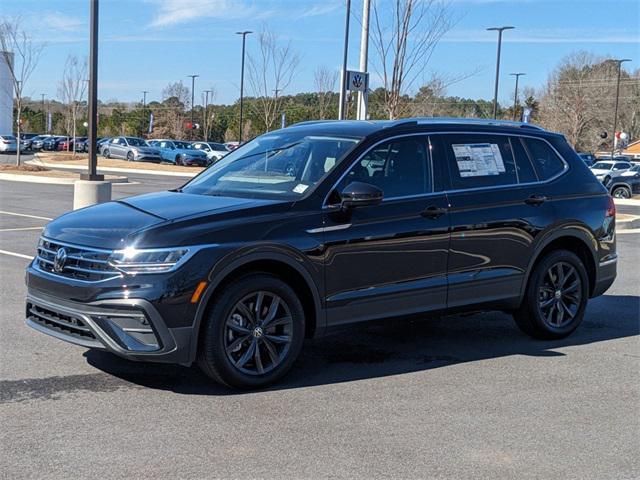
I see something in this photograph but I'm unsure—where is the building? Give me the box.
[0,51,14,134]
[623,140,640,161]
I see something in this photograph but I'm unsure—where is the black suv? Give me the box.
[25,119,617,389]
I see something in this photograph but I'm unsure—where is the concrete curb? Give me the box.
[613,198,640,206]
[617,214,640,231]
[28,159,198,178]
[0,172,129,185]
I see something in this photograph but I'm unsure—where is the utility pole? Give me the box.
[338,0,351,120]
[273,89,281,131]
[141,90,148,137]
[187,74,198,140]
[509,72,525,121]
[40,93,46,132]
[236,31,252,142]
[203,89,211,141]
[487,26,514,119]
[608,58,631,158]
[356,0,370,120]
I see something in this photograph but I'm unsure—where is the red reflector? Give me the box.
[606,196,616,218]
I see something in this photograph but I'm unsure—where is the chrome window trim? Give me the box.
[323,130,570,207]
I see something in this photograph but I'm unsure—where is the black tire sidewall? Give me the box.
[199,274,305,389]
[612,186,631,199]
[526,250,589,338]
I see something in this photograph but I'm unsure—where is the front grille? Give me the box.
[36,238,121,282]
[26,302,96,341]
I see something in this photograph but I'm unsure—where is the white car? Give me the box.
[589,160,632,182]
[0,135,18,153]
[191,141,230,162]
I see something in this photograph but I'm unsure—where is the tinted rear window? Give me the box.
[523,138,566,180]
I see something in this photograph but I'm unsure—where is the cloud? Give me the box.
[41,12,84,32]
[442,28,640,44]
[146,0,257,28]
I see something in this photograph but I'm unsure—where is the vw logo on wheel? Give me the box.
[53,247,68,273]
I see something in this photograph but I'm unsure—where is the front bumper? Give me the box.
[26,289,193,364]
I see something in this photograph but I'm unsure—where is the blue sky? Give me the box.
[5,0,640,106]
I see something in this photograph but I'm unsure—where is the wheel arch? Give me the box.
[609,182,632,195]
[188,251,324,364]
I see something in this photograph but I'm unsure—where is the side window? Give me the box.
[111,138,120,145]
[440,134,519,189]
[511,137,538,183]
[337,137,430,198]
[614,162,629,171]
[523,138,566,180]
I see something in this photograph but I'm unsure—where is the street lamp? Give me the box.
[203,89,211,141]
[487,26,514,119]
[187,75,199,139]
[338,0,351,120]
[607,58,631,158]
[236,31,252,142]
[84,0,102,181]
[141,91,148,136]
[509,72,525,121]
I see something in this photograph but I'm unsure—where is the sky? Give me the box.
[3,0,639,107]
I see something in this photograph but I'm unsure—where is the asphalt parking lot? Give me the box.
[0,173,638,479]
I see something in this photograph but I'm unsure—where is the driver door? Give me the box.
[321,135,450,327]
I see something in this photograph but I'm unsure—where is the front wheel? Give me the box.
[198,274,305,389]
[612,185,631,199]
[104,149,111,159]
[513,250,589,339]
[126,151,134,161]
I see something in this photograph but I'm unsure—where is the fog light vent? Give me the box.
[92,313,160,352]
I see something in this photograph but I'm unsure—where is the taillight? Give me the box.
[606,196,616,218]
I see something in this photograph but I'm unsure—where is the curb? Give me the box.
[28,159,198,178]
[617,214,640,231]
[613,198,640,206]
[0,172,129,185]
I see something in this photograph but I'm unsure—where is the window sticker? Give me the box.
[293,183,309,194]
[452,143,505,177]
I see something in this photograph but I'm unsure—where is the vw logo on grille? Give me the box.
[53,247,68,272]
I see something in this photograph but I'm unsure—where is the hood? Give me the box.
[177,148,207,157]
[135,146,160,154]
[43,191,281,250]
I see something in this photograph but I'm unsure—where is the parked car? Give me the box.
[97,137,111,154]
[605,164,640,198]
[148,139,208,166]
[0,134,18,153]
[192,141,230,163]
[19,133,39,150]
[102,136,161,163]
[24,119,619,389]
[28,135,54,151]
[589,160,632,183]
[224,141,240,151]
[58,137,86,152]
[42,136,67,151]
[76,136,104,153]
[577,152,595,166]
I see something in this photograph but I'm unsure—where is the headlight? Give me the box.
[108,246,191,274]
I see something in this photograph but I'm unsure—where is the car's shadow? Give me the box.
[84,294,640,395]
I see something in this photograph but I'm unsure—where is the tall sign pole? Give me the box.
[338,0,351,120]
[83,0,102,181]
[487,26,514,119]
[509,72,525,121]
[609,58,631,158]
[356,0,370,120]
[236,31,252,142]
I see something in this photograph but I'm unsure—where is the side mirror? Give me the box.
[340,181,383,209]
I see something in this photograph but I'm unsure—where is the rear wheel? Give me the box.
[175,155,182,165]
[514,249,589,339]
[126,151,134,161]
[611,185,631,199]
[198,274,305,389]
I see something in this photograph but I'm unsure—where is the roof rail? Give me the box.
[413,117,545,130]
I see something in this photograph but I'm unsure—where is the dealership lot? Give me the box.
[0,176,638,479]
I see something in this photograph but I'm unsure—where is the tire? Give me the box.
[175,155,182,166]
[104,149,110,159]
[611,185,631,199]
[514,249,589,340]
[197,273,305,389]
[126,151,134,161]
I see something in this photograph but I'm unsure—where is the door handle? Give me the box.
[524,195,548,206]
[421,205,448,219]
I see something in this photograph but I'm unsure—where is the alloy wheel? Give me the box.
[224,291,293,376]
[538,261,582,328]
[612,186,631,199]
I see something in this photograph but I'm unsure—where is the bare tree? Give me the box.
[57,55,87,154]
[371,0,454,119]
[247,28,300,132]
[159,81,190,138]
[0,17,45,165]
[314,66,338,120]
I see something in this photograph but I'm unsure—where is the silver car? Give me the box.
[0,135,18,153]
[102,136,161,163]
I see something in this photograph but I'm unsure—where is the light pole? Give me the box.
[357,0,370,120]
[509,72,525,121]
[608,58,631,158]
[203,89,211,140]
[84,0,102,181]
[187,75,198,139]
[338,0,351,120]
[487,26,514,119]
[236,31,252,142]
[141,91,148,136]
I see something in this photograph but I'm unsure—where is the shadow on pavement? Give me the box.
[84,294,639,395]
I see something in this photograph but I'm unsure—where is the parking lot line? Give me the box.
[618,228,640,235]
[0,226,44,232]
[0,249,33,260]
[0,210,53,221]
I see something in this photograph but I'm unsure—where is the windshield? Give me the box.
[174,141,193,149]
[126,137,148,147]
[181,132,361,199]
[592,162,613,170]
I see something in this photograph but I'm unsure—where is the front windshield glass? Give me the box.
[181,131,361,199]
[126,137,148,147]
[592,162,613,170]
[174,141,193,149]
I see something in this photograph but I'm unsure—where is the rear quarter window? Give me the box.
[523,138,566,180]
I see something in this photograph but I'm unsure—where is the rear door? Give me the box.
[433,133,557,308]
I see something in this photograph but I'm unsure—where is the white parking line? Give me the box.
[0,226,44,232]
[0,249,33,260]
[0,210,53,221]
[618,228,640,234]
